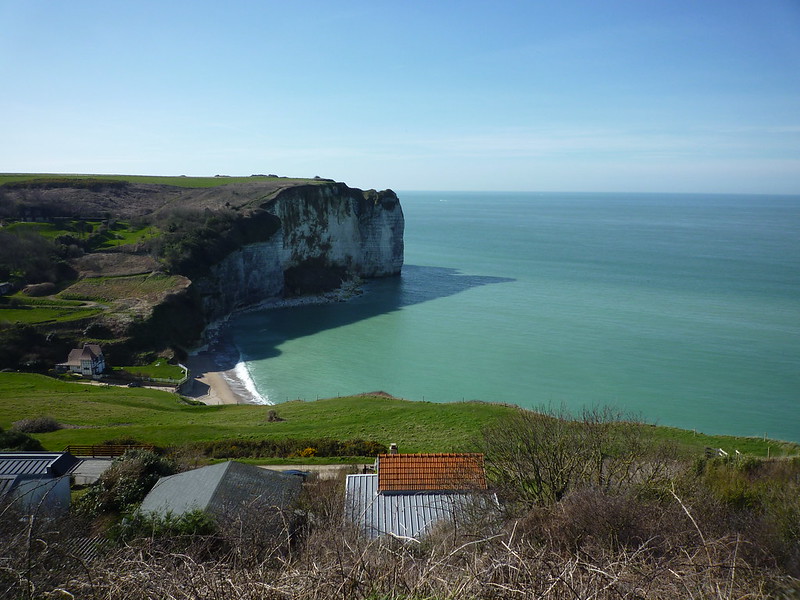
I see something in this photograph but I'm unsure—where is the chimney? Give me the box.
[389,443,398,455]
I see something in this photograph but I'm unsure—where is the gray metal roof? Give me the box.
[345,474,491,540]
[0,452,79,477]
[0,475,17,498]
[140,461,302,519]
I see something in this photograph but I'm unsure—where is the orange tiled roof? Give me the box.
[377,453,487,493]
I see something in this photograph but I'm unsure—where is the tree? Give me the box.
[481,406,675,507]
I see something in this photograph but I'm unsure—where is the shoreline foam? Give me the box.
[187,278,365,406]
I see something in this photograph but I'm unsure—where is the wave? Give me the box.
[222,353,272,406]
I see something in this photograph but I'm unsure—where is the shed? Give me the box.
[345,453,495,540]
[0,452,79,515]
[140,461,302,520]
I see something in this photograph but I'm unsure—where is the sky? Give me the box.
[1,1,799,193]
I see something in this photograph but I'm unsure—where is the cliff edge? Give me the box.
[195,182,404,318]
[0,175,404,366]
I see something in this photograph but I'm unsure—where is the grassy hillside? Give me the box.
[1,373,797,457]
[0,373,516,452]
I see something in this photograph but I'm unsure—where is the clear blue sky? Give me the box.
[1,1,798,193]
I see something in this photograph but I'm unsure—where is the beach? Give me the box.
[183,351,244,405]
[183,284,365,406]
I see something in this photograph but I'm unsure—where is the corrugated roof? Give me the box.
[0,452,79,477]
[377,453,487,492]
[140,461,302,519]
[346,474,491,539]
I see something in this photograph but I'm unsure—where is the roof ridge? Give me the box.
[207,461,235,508]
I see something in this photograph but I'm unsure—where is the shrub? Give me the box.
[0,426,44,451]
[110,509,217,544]
[75,449,177,516]
[183,437,388,459]
[22,282,56,296]
[11,415,62,433]
[481,406,675,507]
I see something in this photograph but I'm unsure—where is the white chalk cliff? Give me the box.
[195,183,404,317]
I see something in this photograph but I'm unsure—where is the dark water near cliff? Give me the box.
[229,191,800,443]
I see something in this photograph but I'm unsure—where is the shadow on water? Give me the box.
[199,265,515,371]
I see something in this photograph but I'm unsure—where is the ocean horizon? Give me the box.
[226,191,800,443]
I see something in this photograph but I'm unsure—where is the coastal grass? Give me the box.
[1,373,797,458]
[0,173,326,189]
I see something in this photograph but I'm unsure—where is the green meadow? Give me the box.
[0,296,102,324]
[1,373,797,459]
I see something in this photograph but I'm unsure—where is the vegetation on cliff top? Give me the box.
[0,173,347,369]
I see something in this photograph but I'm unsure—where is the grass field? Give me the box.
[0,294,102,324]
[58,274,185,302]
[0,305,102,324]
[0,173,326,189]
[1,373,797,458]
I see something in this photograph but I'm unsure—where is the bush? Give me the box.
[22,282,56,296]
[183,437,387,459]
[75,449,177,516]
[0,426,44,451]
[110,509,217,544]
[481,406,675,507]
[11,415,61,433]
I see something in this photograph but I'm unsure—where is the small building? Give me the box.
[345,452,495,540]
[0,282,13,296]
[140,461,303,521]
[57,344,105,378]
[0,452,80,516]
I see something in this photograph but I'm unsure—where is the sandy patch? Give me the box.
[183,353,244,405]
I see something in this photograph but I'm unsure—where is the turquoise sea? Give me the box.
[228,192,800,443]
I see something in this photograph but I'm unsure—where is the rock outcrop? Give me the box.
[194,183,404,318]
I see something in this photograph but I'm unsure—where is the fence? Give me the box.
[64,444,155,458]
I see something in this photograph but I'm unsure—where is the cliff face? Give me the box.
[195,183,404,318]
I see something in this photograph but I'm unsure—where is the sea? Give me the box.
[225,191,800,443]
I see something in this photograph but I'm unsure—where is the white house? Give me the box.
[58,344,105,378]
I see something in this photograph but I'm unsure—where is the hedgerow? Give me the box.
[184,437,388,459]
